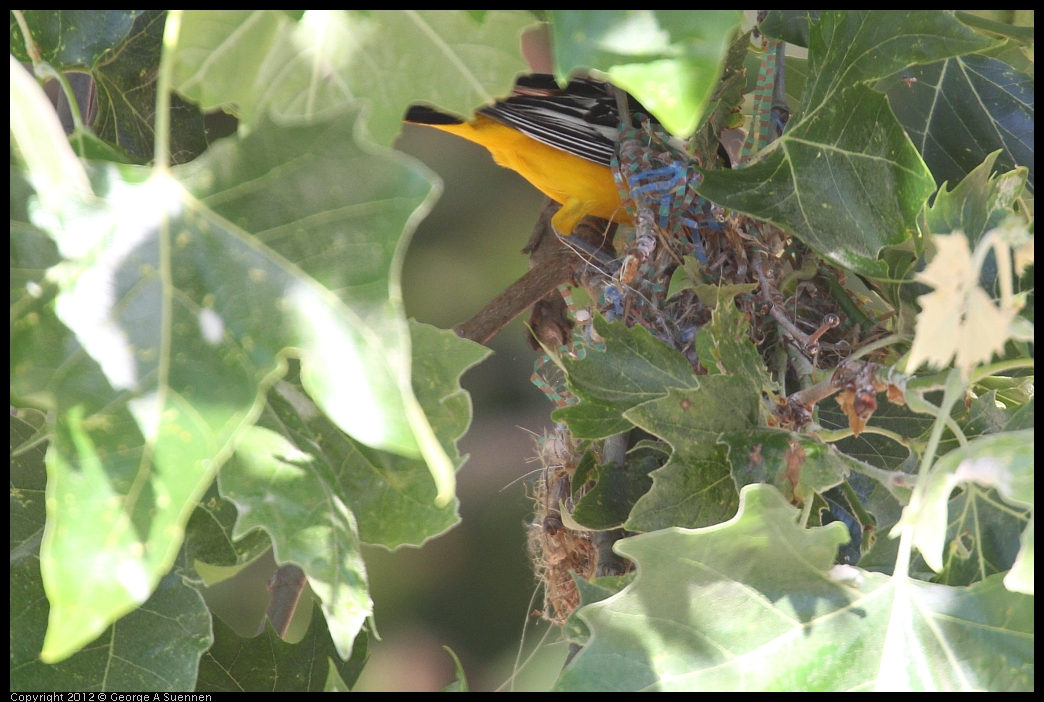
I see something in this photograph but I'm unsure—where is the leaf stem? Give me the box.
[896,368,966,573]
[155,9,182,172]
[799,496,813,528]
[969,357,1034,383]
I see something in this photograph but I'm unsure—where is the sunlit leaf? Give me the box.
[173,10,533,146]
[558,484,1034,691]
[259,322,489,549]
[550,10,743,137]
[11,414,212,692]
[12,72,454,658]
[178,110,460,499]
[899,429,1033,591]
[562,573,636,646]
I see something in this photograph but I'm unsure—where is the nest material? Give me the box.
[526,428,597,625]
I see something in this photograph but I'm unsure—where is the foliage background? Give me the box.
[10,9,1033,692]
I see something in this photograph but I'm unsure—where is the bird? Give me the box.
[404,74,641,238]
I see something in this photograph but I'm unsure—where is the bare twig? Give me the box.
[262,563,307,638]
[752,254,814,349]
[454,199,616,344]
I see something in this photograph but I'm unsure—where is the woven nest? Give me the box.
[525,428,597,625]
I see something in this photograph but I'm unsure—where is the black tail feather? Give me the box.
[404,105,465,125]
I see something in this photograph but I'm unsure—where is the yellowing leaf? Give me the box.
[956,287,1016,373]
[907,234,1016,377]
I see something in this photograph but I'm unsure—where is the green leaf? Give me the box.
[9,58,93,210]
[699,11,993,278]
[549,10,744,137]
[173,10,533,146]
[1007,512,1034,596]
[880,55,1034,195]
[196,611,367,692]
[817,395,930,471]
[10,10,142,65]
[221,425,371,661]
[9,12,181,165]
[851,461,933,579]
[552,314,699,440]
[1005,396,1034,431]
[899,429,1033,590]
[920,152,1028,247]
[571,446,661,531]
[625,379,760,531]
[689,29,750,164]
[976,39,1034,77]
[440,646,470,692]
[562,572,636,646]
[931,486,1029,587]
[14,94,455,660]
[178,482,272,580]
[259,322,489,549]
[905,232,1020,377]
[178,110,460,500]
[936,390,1020,457]
[557,484,1034,691]
[759,10,821,48]
[693,283,775,392]
[954,11,1035,45]
[724,429,848,503]
[11,417,212,691]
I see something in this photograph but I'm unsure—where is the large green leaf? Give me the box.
[173,10,533,146]
[698,11,994,278]
[552,314,699,439]
[10,412,213,692]
[557,484,1034,691]
[817,394,930,471]
[549,10,743,137]
[624,379,760,532]
[880,54,1034,195]
[177,111,461,496]
[12,60,454,659]
[196,611,367,692]
[931,486,1029,587]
